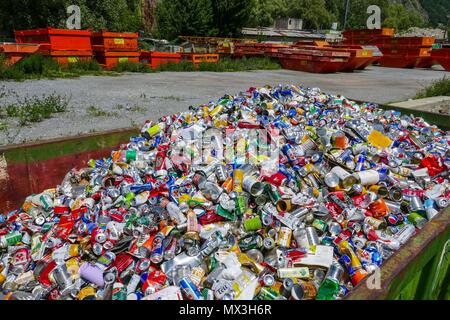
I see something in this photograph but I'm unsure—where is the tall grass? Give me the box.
[113,61,154,73]
[1,88,69,126]
[415,76,450,99]
[156,57,281,72]
[0,54,282,81]
[0,54,106,80]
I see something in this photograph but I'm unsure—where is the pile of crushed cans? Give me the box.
[0,84,449,300]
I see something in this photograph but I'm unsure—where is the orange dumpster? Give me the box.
[378,55,419,68]
[279,56,348,73]
[0,43,40,65]
[140,51,182,69]
[415,56,436,69]
[343,28,395,37]
[94,51,140,69]
[181,53,219,64]
[41,50,93,64]
[15,28,92,51]
[332,45,378,71]
[279,47,349,73]
[92,31,138,52]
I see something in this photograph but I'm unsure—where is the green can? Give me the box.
[126,150,137,162]
[112,283,127,300]
[408,212,428,229]
[264,184,281,203]
[0,232,22,248]
[235,195,248,216]
[257,287,282,300]
[312,219,328,233]
[216,205,237,221]
[238,233,263,251]
[243,216,263,232]
[125,192,136,205]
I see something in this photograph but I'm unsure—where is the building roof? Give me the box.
[241,27,326,39]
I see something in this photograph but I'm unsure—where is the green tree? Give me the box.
[383,3,424,31]
[155,0,214,40]
[286,0,336,29]
[0,0,143,36]
[210,0,256,37]
[248,0,289,28]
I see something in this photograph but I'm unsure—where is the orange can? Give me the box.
[369,198,390,218]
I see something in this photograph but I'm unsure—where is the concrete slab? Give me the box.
[390,96,450,114]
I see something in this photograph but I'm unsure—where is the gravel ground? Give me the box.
[0,65,448,146]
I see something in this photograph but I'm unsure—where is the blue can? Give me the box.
[355,153,366,172]
[179,277,203,300]
[129,183,154,193]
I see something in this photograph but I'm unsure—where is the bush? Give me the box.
[156,61,197,72]
[3,93,70,126]
[156,57,281,72]
[65,59,103,72]
[415,77,450,99]
[14,54,61,75]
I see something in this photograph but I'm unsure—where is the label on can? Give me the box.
[277,226,292,247]
[354,170,380,186]
[277,267,310,279]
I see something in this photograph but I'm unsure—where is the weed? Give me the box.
[113,61,153,73]
[1,92,69,126]
[155,57,281,73]
[153,95,183,102]
[87,105,118,117]
[415,76,450,99]
[128,104,146,112]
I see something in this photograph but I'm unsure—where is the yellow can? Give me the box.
[68,244,80,257]
[209,105,224,118]
[233,169,244,193]
[78,286,96,300]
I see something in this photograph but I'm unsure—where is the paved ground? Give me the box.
[0,65,448,146]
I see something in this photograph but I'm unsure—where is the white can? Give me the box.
[353,170,380,186]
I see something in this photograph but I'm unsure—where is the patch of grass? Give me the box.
[2,93,69,126]
[128,104,146,112]
[156,57,281,72]
[87,105,118,117]
[113,61,154,73]
[415,76,450,99]
[0,54,281,81]
[156,61,197,72]
[0,54,108,81]
[150,95,183,102]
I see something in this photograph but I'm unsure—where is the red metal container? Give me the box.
[431,48,450,59]
[279,55,348,73]
[92,31,138,52]
[432,56,450,71]
[343,28,395,37]
[140,51,182,69]
[15,28,92,51]
[181,53,219,64]
[415,56,436,69]
[47,50,93,64]
[382,37,435,47]
[0,43,40,65]
[378,46,432,57]
[378,55,419,68]
[95,51,140,69]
